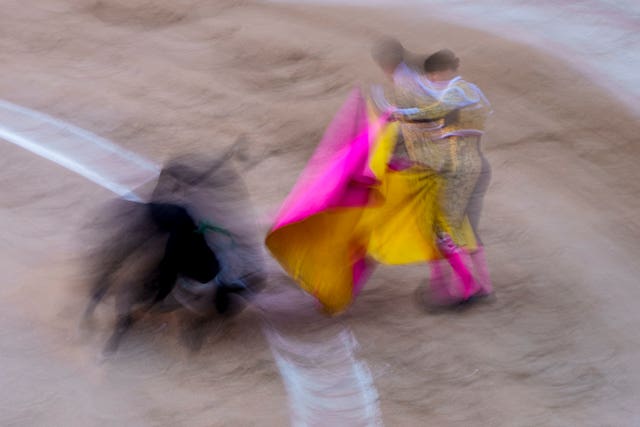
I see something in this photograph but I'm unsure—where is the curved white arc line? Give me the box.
[0,126,147,202]
[0,99,161,173]
[263,320,383,426]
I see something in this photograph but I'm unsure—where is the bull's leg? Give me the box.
[214,277,252,315]
[103,312,135,354]
[102,278,150,354]
[83,278,111,321]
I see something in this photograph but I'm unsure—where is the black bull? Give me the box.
[83,154,266,352]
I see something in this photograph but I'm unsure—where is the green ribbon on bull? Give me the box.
[196,220,236,247]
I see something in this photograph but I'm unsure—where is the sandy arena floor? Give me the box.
[1,1,639,426]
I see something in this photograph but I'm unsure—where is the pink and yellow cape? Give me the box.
[265,87,477,314]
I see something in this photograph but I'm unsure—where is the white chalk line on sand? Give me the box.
[0,100,160,174]
[0,99,161,202]
[262,316,383,427]
[0,126,146,202]
[0,99,383,426]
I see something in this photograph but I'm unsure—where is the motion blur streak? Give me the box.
[0,100,383,427]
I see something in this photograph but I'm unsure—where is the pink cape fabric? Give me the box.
[266,87,387,312]
[266,87,486,313]
[272,87,379,230]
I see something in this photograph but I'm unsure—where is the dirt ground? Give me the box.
[1,1,639,426]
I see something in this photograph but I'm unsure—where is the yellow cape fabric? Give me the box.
[265,119,477,314]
